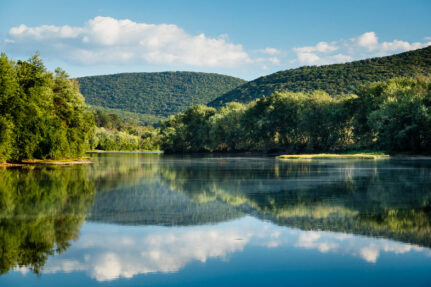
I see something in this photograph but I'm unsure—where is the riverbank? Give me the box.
[88,150,163,153]
[0,158,93,167]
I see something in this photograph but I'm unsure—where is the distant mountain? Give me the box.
[77,72,246,118]
[209,46,431,107]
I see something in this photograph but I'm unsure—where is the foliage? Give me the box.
[77,72,246,117]
[365,78,431,152]
[160,105,216,152]
[0,53,94,162]
[209,46,431,107]
[90,109,160,151]
[88,105,165,126]
[160,77,431,154]
[161,91,355,153]
[277,153,389,160]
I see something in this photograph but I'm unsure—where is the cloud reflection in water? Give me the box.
[14,216,430,282]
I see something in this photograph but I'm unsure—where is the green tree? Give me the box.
[0,53,95,162]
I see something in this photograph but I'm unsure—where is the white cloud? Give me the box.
[357,32,379,50]
[10,24,83,40]
[6,18,431,77]
[294,41,338,54]
[330,53,353,63]
[258,47,281,55]
[293,32,431,66]
[7,16,251,68]
[296,52,320,64]
[381,40,426,52]
[267,57,281,65]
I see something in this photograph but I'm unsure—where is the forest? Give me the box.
[78,71,246,117]
[209,46,431,107]
[160,77,431,154]
[1,51,431,163]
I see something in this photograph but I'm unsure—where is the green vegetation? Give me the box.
[0,53,94,163]
[277,153,389,160]
[2,50,431,157]
[209,46,431,107]
[90,109,160,151]
[160,77,431,154]
[0,166,95,274]
[77,72,246,117]
[88,105,165,126]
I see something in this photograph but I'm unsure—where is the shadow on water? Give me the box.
[1,153,431,275]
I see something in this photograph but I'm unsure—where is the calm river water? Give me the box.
[1,153,431,286]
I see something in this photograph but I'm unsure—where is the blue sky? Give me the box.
[1,0,430,80]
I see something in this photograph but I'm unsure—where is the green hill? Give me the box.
[209,46,431,107]
[77,71,246,118]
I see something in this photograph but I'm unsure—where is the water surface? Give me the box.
[1,153,431,286]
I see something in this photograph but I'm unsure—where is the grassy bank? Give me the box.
[277,153,390,160]
[0,158,92,167]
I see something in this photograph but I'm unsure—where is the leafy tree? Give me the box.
[160,105,215,152]
[208,102,246,151]
[367,77,431,152]
[160,76,431,154]
[0,53,94,162]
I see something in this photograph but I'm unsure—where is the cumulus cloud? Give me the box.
[257,47,281,55]
[296,52,320,65]
[293,31,431,66]
[380,40,425,52]
[5,18,431,75]
[10,24,83,39]
[294,41,338,54]
[7,16,252,68]
[356,32,379,50]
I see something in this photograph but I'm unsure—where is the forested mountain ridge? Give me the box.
[209,46,431,107]
[77,71,246,117]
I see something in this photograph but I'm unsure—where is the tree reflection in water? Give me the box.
[1,154,431,277]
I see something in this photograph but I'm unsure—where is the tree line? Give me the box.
[1,52,431,162]
[160,77,431,154]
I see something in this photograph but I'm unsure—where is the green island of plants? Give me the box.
[277,153,390,160]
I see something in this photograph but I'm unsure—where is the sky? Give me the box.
[1,0,430,80]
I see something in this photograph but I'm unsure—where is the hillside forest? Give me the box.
[1,51,431,162]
